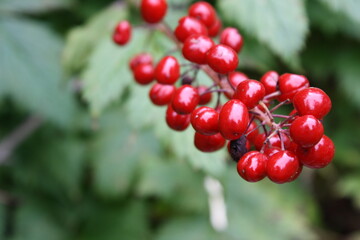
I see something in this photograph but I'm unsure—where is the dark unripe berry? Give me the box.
[113,21,132,45]
[149,83,175,106]
[188,1,216,27]
[290,115,324,148]
[208,17,222,37]
[219,99,249,140]
[233,80,266,109]
[191,106,219,135]
[174,16,208,43]
[165,105,190,131]
[277,73,309,102]
[220,27,243,53]
[260,71,279,95]
[133,63,154,85]
[293,87,332,119]
[194,132,225,152]
[267,150,301,184]
[237,151,267,182]
[172,85,200,114]
[182,34,214,64]
[206,44,239,74]
[141,0,167,23]
[129,53,152,71]
[155,56,180,85]
[197,86,212,105]
[228,135,249,162]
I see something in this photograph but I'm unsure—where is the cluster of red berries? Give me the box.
[112,0,335,184]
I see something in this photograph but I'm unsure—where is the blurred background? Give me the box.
[0,0,360,239]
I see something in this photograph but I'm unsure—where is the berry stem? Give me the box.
[264,90,281,100]
[270,99,290,113]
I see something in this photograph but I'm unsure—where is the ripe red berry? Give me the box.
[112,21,132,45]
[140,0,167,23]
[254,132,291,151]
[267,150,301,184]
[129,53,152,71]
[206,44,239,74]
[219,99,249,140]
[155,56,180,85]
[208,17,222,37]
[237,151,267,182]
[290,115,324,148]
[233,80,266,109]
[133,63,154,85]
[293,87,332,119]
[191,106,219,135]
[264,147,281,158]
[149,83,175,106]
[165,105,191,131]
[278,73,309,102]
[296,135,335,169]
[228,71,248,89]
[172,85,200,114]
[188,1,216,27]
[245,121,259,143]
[174,16,208,43]
[194,132,225,152]
[260,71,279,95]
[182,34,214,64]
[220,27,243,53]
[197,86,212,105]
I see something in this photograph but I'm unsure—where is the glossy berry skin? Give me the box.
[233,80,266,109]
[140,0,167,23]
[260,71,279,95]
[174,16,208,43]
[206,44,239,74]
[220,27,243,53]
[129,53,152,71]
[112,21,131,45]
[149,83,175,106]
[155,56,180,85]
[194,132,225,152]
[254,132,291,151]
[267,150,301,184]
[182,34,214,64]
[293,87,332,119]
[197,86,212,105]
[208,17,222,37]
[188,1,216,27]
[133,63,154,85]
[172,85,200,114]
[278,73,309,102]
[264,147,281,158]
[290,115,324,148]
[165,105,190,131]
[228,72,248,89]
[219,99,249,140]
[237,151,267,182]
[245,121,259,143]
[296,135,335,169]
[191,107,219,135]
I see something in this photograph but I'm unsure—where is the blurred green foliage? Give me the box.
[0,0,360,239]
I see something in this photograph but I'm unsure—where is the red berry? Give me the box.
[149,83,175,106]
[194,132,225,152]
[197,86,212,105]
[172,85,200,114]
[191,106,219,135]
[140,0,167,23]
[208,17,222,37]
[264,147,281,158]
[228,71,248,89]
[155,56,180,85]
[245,121,259,143]
[133,63,154,85]
[260,71,279,95]
[182,34,214,64]
[288,109,298,123]
[233,80,266,109]
[267,150,301,184]
[129,53,152,71]
[188,1,216,27]
[293,87,332,119]
[254,132,291,151]
[174,16,208,43]
[219,99,249,140]
[296,135,335,169]
[237,151,267,182]
[290,115,324,148]
[278,73,309,102]
[165,105,190,131]
[112,21,131,45]
[220,27,243,53]
[206,44,239,74]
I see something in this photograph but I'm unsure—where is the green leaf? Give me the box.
[319,0,360,24]
[0,16,76,126]
[0,0,70,13]
[218,0,309,64]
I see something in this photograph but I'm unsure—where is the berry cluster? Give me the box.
[112,0,335,184]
